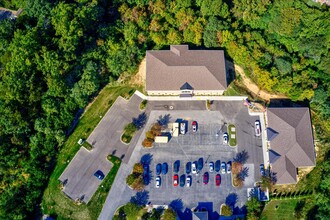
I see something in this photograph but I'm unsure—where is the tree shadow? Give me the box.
[225,193,238,208]
[169,198,184,212]
[111,149,117,156]
[157,114,171,128]
[130,190,149,206]
[140,153,153,165]
[132,112,148,130]
[233,150,249,164]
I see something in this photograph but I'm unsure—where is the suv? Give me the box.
[221,162,226,174]
[255,120,261,137]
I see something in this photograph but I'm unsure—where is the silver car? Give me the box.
[180,122,186,135]
[186,176,191,187]
[209,162,214,172]
[155,176,161,188]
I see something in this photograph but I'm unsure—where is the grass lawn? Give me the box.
[122,123,137,144]
[228,124,237,147]
[41,84,138,220]
[261,199,302,220]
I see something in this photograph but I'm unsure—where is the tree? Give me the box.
[130,190,149,206]
[246,197,262,220]
[122,202,141,217]
[133,163,144,174]
[221,204,232,216]
[163,208,177,220]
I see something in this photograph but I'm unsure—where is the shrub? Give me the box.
[146,131,156,140]
[133,163,144,174]
[126,173,137,185]
[131,176,144,191]
[151,123,162,136]
[221,204,232,216]
[163,208,176,220]
[142,138,153,148]
[122,202,141,217]
[232,161,243,175]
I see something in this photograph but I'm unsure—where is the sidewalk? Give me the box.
[134,90,247,101]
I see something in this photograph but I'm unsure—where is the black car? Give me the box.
[180,174,186,187]
[156,163,162,175]
[215,160,221,172]
[94,170,105,180]
[174,160,180,173]
[162,162,168,175]
[197,158,203,171]
[186,162,191,174]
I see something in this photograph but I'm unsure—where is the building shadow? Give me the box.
[269,98,310,108]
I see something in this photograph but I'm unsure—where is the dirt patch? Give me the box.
[230,62,287,102]
[130,58,146,88]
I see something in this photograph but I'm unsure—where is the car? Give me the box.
[186,162,191,174]
[215,174,221,186]
[223,133,228,145]
[215,160,221,172]
[260,164,265,176]
[209,162,214,172]
[94,170,105,180]
[156,163,161,175]
[255,120,261,137]
[227,161,231,174]
[203,172,209,184]
[162,163,168,175]
[192,161,197,174]
[221,162,226,174]
[186,175,192,187]
[197,158,203,171]
[180,122,186,135]
[192,121,197,133]
[180,174,186,187]
[155,176,161,188]
[173,160,180,173]
[173,174,178,186]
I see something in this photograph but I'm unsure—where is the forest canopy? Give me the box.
[0,0,329,219]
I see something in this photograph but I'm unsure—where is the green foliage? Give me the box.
[122,123,138,143]
[246,197,262,220]
[221,204,232,216]
[163,208,176,220]
[122,202,141,218]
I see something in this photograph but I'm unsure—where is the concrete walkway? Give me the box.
[134,90,247,101]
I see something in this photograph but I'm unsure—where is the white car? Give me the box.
[223,133,228,145]
[186,176,191,187]
[192,162,197,174]
[209,162,214,172]
[255,120,261,137]
[155,176,161,188]
[221,162,226,174]
[180,122,186,135]
[227,161,231,174]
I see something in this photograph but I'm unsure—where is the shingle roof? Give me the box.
[267,107,315,184]
[146,45,227,91]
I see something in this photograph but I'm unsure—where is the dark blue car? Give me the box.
[162,163,168,175]
[156,163,162,175]
[186,162,191,174]
[174,160,180,173]
[94,170,105,180]
[197,158,203,171]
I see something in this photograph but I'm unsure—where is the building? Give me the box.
[146,45,227,96]
[266,107,316,184]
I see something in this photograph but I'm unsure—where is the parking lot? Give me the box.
[139,109,258,210]
[100,100,263,219]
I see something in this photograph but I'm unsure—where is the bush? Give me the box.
[163,208,176,220]
[232,161,243,175]
[133,163,144,174]
[142,138,154,148]
[126,173,137,186]
[221,204,233,216]
[140,100,148,110]
[131,176,144,191]
[122,202,141,217]
[146,131,156,140]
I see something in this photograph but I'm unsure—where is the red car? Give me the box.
[173,174,178,186]
[216,174,221,186]
[203,172,209,184]
[192,121,197,133]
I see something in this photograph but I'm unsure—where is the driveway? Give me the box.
[59,94,144,203]
[99,100,263,219]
